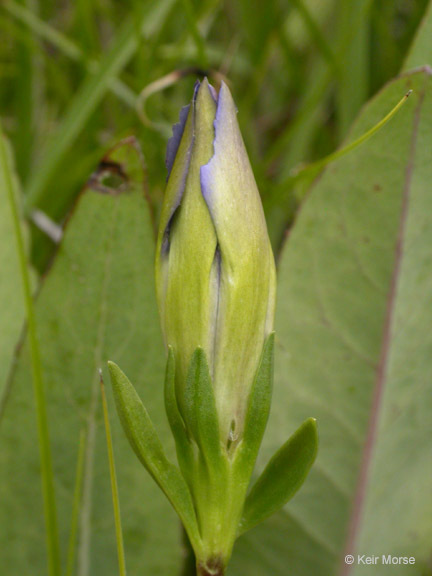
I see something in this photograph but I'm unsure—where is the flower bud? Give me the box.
[155,79,276,445]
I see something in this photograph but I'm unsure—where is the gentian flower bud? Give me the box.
[109,77,317,576]
[155,78,276,445]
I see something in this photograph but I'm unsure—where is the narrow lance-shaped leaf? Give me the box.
[108,361,201,550]
[164,347,195,481]
[233,333,275,483]
[239,418,318,535]
[183,347,225,473]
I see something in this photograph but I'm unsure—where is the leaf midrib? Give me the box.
[78,199,118,576]
[339,71,430,576]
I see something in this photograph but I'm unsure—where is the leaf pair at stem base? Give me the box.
[108,334,318,574]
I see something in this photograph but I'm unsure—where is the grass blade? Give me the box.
[180,0,208,68]
[290,0,338,73]
[65,429,86,576]
[290,89,413,180]
[0,121,60,576]
[4,0,82,60]
[24,0,176,213]
[100,371,127,576]
[4,0,137,108]
[336,0,371,138]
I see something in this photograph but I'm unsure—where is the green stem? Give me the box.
[66,429,86,576]
[196,558,225,576]
[100,371,127,576]
[0,123,61,575]
[290,89,413,181]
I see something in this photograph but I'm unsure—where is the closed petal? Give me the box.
[200,82,276,442]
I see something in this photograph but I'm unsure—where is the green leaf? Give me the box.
[239,418,318,535]
[164,347,195,482]
[108,361,200,549]
[1,119,61,576]
[230,68,432,575]
[0,140,183,575]
[234,333,274,480]
[183,347,224,470]
[402,0,432,72]
[0,127,25,403]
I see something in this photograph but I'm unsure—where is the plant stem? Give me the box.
[0,123,61,575]
[66,429,86,576]
[290,89,413,181]
[196,559,225,576]
[100,371,127,576]
[180,527,196,576]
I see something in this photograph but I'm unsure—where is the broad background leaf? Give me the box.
[229,69,432,575]
[0,141,183,575]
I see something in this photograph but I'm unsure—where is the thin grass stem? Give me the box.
[66,429,87,576]
[99,370,127,576]
[290,90,413,181]
[0,122,61,576]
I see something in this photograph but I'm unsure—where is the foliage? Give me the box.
[1,1,432,575]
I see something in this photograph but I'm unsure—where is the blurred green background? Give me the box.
[1,0,429,267]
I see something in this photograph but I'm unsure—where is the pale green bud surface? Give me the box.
[155,79,276,445]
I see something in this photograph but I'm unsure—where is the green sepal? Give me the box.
[164,347,195,485]
[183,347,225,473]
[107,361,201,549]
[233,333,274,481]
[238,417,318,535]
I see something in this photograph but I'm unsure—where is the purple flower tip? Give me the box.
[165,104,190,178]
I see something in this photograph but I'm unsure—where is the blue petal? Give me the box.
[165,104,191,178]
